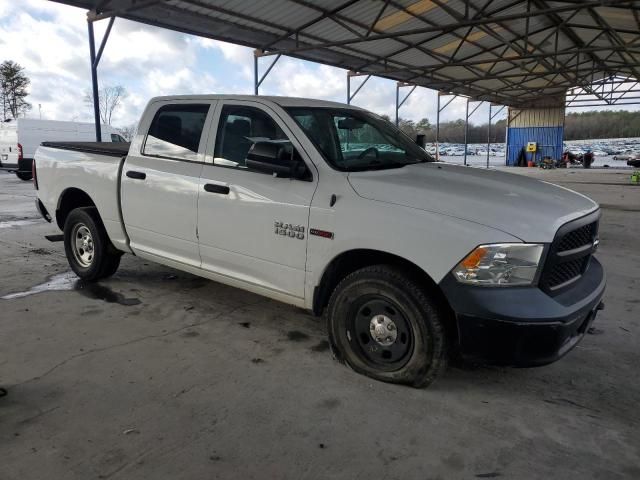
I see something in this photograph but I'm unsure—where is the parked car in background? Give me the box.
[613,151,637,161]
[448,148,465,156]
[0,119,126,180]
[628,158,640,167]
[33,95,605,388]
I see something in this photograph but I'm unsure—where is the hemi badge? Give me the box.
[310,228,334,239]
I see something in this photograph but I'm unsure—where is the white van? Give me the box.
[0,119,126,180]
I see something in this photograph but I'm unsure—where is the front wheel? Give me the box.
[63,207,122,281]
[326,265,448,388]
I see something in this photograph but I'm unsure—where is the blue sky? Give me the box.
[0,0,635,130]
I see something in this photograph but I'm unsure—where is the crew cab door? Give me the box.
[197,101,316,299]
[121,100,215,266]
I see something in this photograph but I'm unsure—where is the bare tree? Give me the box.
[84,85,127,125]
[117,123,137,141]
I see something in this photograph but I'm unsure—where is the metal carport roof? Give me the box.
[51,0,640,107]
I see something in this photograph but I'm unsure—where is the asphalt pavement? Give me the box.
[1,168,638,480]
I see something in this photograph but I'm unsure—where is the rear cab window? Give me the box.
[143,104,210,161]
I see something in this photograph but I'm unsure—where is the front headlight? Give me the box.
[453,243,545,286]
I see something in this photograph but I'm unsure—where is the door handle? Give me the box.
[126,170,146,180]
[204,183,230,195]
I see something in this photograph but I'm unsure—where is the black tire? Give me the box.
[63,207,122,282]
[16,171,32,181]
[326,265,448,388]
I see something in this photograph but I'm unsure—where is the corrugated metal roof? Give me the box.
[52,0,640,107]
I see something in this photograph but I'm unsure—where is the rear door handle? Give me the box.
[126,170,146,180]
[204,183,230,195]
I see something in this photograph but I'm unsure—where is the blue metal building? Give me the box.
[506,107,565,166]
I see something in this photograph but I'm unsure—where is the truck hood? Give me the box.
[347,163,598,242]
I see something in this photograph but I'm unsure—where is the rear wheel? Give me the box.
[64,207,122,281]
[327,265,448,388]
[16,171,32,181]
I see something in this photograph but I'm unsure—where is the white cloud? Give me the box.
[195,37,254,81]
[265,59,345,99]
[0,1,215,126]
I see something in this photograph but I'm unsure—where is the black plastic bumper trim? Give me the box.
[439,257,605,366]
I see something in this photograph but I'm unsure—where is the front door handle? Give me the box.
[204,183,230,195]
[126,170,146,180]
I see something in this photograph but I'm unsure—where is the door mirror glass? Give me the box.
[246,141,309,180]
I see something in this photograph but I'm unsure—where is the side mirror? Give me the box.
[246,141,309,180]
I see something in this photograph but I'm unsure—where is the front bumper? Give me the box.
[440,257,606,366]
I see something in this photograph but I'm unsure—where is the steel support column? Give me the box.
[486,103,505,168]
[88,20,101,142]
[435,93,458,161]
[395,82,416,126]
[87,16,115,142]
[505,108,511,167]
[463,99,483,166]
[347,72,371,105]
[436,94,440,159]
[487,103,491,168]
[254,50,281,95]
[463,99,468,165]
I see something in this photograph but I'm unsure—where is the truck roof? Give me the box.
[147,95,364,110]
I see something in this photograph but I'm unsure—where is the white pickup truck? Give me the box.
[33,95,605,387]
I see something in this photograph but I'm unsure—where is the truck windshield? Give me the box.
[285,107,433,171]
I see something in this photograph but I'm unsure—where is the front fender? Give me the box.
[305,197,520,309]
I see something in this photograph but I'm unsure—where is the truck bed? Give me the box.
[41,141,130,157]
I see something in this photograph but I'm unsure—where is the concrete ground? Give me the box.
[1,167,639,480]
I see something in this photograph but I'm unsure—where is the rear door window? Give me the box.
[144,104,210,161]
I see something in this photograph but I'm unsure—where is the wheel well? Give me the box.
[315,249,449,307]
[313,249,458,346]
[55,188,96,230]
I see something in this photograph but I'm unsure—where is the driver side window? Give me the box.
[214,106,289,168]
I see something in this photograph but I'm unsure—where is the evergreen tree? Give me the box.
[0,60,31,120]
